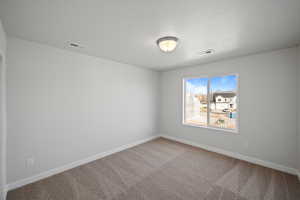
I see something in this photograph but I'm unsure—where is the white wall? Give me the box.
[298,46,300,174]
[0,19,7,200]
[6,37,160,184]
[160,48,299,170]
[4,35,300,189]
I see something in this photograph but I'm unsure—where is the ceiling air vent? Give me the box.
[197,49,215,55]
[68,42,84,48]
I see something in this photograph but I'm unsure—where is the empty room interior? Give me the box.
[1,0,300,200]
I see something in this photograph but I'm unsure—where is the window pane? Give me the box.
[184,78,208,126]
[209,75,238,130]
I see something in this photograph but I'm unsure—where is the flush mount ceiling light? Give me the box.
[157,36,178,53]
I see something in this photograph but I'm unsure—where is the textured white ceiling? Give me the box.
[0,0,300,70]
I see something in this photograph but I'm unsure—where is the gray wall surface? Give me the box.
[4,36,300,187]
[6,37,160,184]
[298,46,300,172]
[0,19,6,200]
[160,47,299,169]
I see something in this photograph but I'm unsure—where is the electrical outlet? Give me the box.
[26,157,35,168]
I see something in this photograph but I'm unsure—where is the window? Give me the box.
[183,74,238,132]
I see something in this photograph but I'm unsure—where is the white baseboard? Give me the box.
[0,187,7,200]
[6,135,160,191]
[297,171,300,181]
[5,134,299,192]
[161,134,298,176]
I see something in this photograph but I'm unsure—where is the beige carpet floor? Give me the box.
[7,138,300,200]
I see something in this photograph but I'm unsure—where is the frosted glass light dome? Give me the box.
[157,36,178,53]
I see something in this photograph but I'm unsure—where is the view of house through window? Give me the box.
[184,74,238,131]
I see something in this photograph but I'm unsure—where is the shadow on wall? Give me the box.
[0,54,7,200]
[0,55,4,199]
[0,55,4,200]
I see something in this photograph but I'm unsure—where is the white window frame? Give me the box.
[182,73,239,133]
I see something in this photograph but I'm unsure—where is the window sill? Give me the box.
[182,122,239,134]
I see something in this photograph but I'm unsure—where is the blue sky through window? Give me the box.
[186,75,237,94]
[186,78,208,94]
[210,75,237,92]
